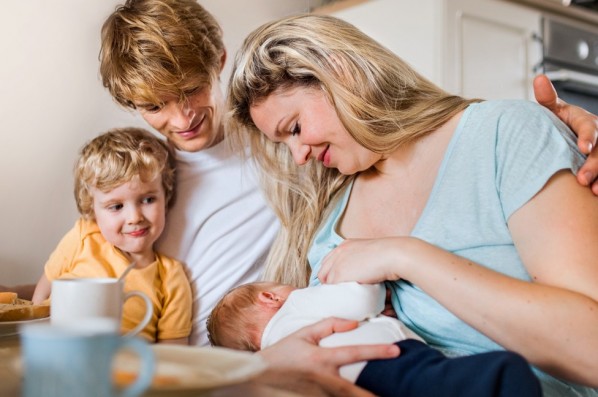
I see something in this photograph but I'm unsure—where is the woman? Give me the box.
[227,14,598,396]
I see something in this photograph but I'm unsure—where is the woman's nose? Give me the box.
[288,140,311,165]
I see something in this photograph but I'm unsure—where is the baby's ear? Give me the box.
[257,291,284,308]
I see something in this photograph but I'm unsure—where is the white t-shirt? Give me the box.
[261,282,422,382]
[157,140,279,345]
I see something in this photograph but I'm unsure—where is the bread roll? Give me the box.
[0,292,18,304]
[0,296,50,322]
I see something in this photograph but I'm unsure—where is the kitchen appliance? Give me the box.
[541,15,598,113]
[562,0,598,12]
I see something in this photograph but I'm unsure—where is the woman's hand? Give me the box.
[534,74,598,194]
[318,237,420,284]
[257,317,400,376]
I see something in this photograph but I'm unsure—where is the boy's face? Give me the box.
[91,176,166,264]
[135,81,225,153]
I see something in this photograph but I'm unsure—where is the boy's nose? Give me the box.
[127,207,145,224]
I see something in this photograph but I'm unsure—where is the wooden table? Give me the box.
[0,335,306,397]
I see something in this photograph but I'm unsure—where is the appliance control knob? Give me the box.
[577,40,590,60]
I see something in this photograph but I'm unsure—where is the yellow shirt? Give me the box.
[44,218,192,342]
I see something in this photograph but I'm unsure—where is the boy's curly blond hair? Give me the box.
[74,127,176,219]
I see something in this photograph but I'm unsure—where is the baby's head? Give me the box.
[74,127,176,219]
[207,282,295,351]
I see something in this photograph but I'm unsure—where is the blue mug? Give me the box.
[21,319,154,397]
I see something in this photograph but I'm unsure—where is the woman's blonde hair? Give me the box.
[227,14,479,287]
[74,127,176,219]
[100,0,225,109]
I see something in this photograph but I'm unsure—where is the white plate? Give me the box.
[0,317,50,337]
[114,344,267,391]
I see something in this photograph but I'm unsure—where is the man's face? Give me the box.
[135,81,225,153]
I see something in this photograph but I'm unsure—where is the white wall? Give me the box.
[0,0,324,285]
[323,0,444,86]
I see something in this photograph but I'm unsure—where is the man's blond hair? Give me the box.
[100,0,225,109]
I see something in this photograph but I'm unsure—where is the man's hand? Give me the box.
[534,74,598,194]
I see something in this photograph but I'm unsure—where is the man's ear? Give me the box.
[219,49,227,72]
[258,291,284,309]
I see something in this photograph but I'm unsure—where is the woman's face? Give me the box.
[249,86,381,175]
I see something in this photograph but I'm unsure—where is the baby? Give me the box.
[32,128,192,344]
[208,281,542,397]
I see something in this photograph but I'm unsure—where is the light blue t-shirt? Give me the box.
[308,100,596,396]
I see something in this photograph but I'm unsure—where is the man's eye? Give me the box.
[138,103,162,113]
[145,105,162,113]
[291,122,301,136]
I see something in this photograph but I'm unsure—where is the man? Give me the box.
[100,0,278,347]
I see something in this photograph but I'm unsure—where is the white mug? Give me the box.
[51,278,152,337]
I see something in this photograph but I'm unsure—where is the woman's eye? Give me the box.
[291,122,301,136]
[183,87,200,96]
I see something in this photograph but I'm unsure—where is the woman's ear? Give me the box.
[258,291,285,309]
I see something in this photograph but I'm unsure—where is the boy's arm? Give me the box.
[157,336,189,345]
[31,274,51,304]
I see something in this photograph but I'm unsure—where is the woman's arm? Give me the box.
[319,171,598,386]
[534,74,598,194]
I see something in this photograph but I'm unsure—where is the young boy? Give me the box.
[32,128,191,344]
[207,281,542,397]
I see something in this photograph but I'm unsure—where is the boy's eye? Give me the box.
[107,203,123,211]
[142,196,156,204]
[291,122,301,136]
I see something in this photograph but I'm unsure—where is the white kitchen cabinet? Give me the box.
[314,0,542,100]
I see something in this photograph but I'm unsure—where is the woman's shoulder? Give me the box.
[470,99,550,119]
[467,99,574,144]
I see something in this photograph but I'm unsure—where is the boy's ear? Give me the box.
[257,291,284,309]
